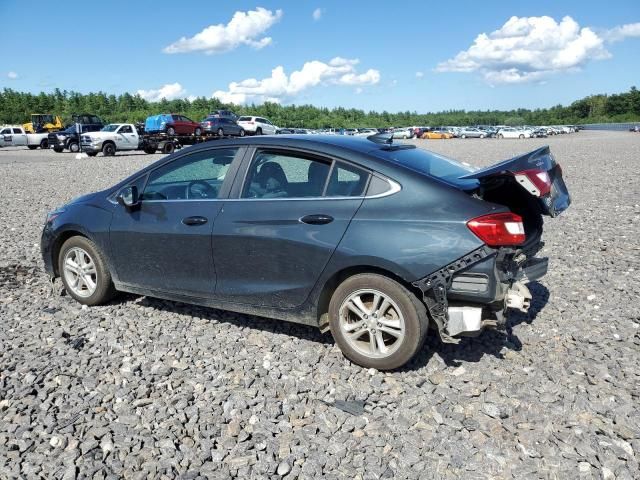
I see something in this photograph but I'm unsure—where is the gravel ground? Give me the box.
[1,131,639,479]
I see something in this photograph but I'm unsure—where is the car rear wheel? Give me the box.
[255,127,262,135]
[498,134,504,139]
[58,236,116,306]
[329,274,429,370]
[217,128,224,137]
[167,127,176,136]
[461,134,466,139]
[69,142,79,153]
[239,129,245,137]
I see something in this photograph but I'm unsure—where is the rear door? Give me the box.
[212,148,370,308]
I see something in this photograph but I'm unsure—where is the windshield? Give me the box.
[101,124,119,132]
[374,148,479,190]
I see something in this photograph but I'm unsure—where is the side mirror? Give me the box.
[117,185,139,209]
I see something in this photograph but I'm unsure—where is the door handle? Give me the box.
[300,214,334,225]
[182,216,208,226]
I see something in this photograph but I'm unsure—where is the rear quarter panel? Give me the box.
[327,173,501,282]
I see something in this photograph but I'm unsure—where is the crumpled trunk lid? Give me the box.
[459,146,571,217]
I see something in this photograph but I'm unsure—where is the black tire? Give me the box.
[58,236,116,306]
[217,127,224,137]
[167,127,176,136]
[102,142,116,156]
[255,127,262,135]
[519,134,524,139]
[86,152,98,157]
[194,127,202,136]
[40,139,48,149]
[69,142,79,153]
[144,146,157,154]
[239,129,245,137]
[53,147,63,153]
[162,142,175,154]
[328,274,429,370]
[28,145,38,150]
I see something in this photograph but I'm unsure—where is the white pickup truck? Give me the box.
[0,125,50,149]
[81,124,145,156]
[81,123,195,156]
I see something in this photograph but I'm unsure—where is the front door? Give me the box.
[212,148,370,308]
[115,124,137,150]
[109,146,243,297]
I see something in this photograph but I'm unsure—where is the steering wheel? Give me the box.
[187,180,217,199]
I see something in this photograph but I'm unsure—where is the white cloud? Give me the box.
[312,8,323,21]
[7,71,18,79]
[212,57,380,104]
[604,22,640,42]
[163,8,282,55]
[436,16,611,84]
[137,82,187,102]
[415,71,424,78]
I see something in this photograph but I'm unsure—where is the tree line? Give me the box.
[1,87,639,129]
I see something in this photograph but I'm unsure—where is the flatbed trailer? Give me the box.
[140,131,223,154]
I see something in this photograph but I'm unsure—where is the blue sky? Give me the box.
[1,0,639,112]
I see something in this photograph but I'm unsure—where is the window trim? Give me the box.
[112,146,246,204]
[231,146,398,202]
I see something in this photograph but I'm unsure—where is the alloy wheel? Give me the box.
[63,247,97,298]
[339,289,405,358]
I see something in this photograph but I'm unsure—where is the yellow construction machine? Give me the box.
[22,114,64,133]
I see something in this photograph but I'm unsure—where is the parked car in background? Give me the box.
[421,130,453,139]
[458,127,486,139]
[0,125,50,149]
[41,134,570,370]
[355,128,379,137]
[48,114,105,153]
[237,116,278,135]
[145,114,202,136]
[201,117,245,137]
[206,110,238,122]
[392,128,414,139]
[497,127,531,139]
[81,123,144,156]
[531,128,548,138]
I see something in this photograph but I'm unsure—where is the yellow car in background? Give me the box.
[421,130,453,139]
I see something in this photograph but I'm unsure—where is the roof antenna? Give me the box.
[367,132,393,145]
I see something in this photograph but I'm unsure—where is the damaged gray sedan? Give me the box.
[41,134,570,370]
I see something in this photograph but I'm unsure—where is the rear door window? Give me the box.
[242,150,331,199]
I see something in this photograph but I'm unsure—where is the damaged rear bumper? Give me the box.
[412,245,547,342]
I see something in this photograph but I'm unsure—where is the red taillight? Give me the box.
[467,212,525,246]
[513,169,551,197]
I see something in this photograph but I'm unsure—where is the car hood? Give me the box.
[66,191,104,206]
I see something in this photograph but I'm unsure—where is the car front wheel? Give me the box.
[329,274,429,370]
[58,236,116,306]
